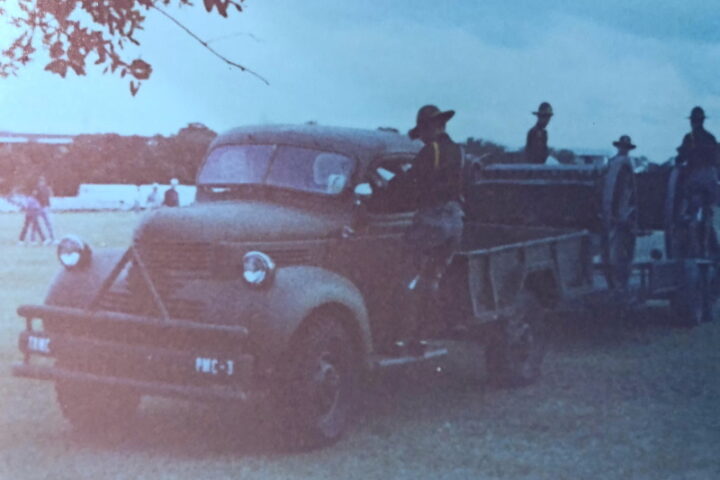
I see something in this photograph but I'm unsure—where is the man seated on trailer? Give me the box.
[676,106,719,256]
[676,106,718,215]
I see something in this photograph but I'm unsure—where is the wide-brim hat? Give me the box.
[612,134,636,150]
[688,106,707,120]
[408,104,455,139]
[533,101,554,117]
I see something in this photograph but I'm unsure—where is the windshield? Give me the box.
[198,144,356,195]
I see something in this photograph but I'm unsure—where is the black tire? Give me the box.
[670,260,711,327]
[601,158,638,289]
[485,293,547,388]
[664,165,684,259]
[274,311,360,450]
[55,378,140,433]
[662,166,715,259]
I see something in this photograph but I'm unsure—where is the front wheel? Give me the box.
[273,311,360,449]
[485,293,547,387]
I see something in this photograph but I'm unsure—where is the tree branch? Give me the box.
[151,4,269,85]
[206,31,263,44]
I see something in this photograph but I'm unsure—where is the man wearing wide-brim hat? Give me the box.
[389,104,464,355]
[612,134,636,155]
[525,102,553,164]
[676,106,718,209]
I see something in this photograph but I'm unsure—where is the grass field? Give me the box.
[0,212,718,480]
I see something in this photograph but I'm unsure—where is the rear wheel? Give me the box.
[485,293,547,387]
[274,311,360,449]
[601,158,638,289]
[664,165,685,258]
[55,377,140,433]
[663,166,715,259]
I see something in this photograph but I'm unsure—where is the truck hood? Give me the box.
[134,201,349,244]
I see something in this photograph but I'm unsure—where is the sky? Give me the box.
[0,0,719,162]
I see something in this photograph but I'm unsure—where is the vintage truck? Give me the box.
[13,125,716,448]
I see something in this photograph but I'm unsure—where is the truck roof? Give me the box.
[211,124,422,165]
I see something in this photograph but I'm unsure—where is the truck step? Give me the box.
[370,344,448,369]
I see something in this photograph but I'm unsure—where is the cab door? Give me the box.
[326,154,419,351]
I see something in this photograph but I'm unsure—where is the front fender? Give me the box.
[242,266,372,371]
[44,248,126,308]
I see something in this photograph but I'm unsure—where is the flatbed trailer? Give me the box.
[461,159,717,326]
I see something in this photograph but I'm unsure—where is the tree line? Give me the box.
[2,125,653,198]
[0,123,217,196]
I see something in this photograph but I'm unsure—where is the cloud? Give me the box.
[219,4,717,161]
[0,0,718,163]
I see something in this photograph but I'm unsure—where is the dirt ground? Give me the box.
[0,212,718,480]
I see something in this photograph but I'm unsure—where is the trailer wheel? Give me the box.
[663,165,683,258]
[273,311,360,449]
[663,164,719,260]
[55,377,140,433]
[485,293,547,388]
[601,158,638,289]
[670,260,712,327]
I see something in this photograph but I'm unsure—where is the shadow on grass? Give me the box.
[60,400,290,457]
[545,303,688,354]
[59,359,492,458]
[58,305,708,458]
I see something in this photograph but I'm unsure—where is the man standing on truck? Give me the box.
[525,102,553,164]
[676,106,718,209]
[391,104,465,354]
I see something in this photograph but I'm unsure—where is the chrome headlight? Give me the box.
[57,235,92,269]
[243,251,275,287]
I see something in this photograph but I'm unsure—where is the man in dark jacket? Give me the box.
[525,102,553,164]
[677,106,718,208]
[162,178,180,207]
[390,104,464,354]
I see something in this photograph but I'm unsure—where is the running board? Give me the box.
[370,347,448,369]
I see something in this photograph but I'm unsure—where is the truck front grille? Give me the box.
[97,287,204,320]
[95,241,312,320]
[136,242,213,279]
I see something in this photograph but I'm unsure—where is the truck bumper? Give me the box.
[15,304,260,403]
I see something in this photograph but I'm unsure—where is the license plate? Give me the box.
[27,335,51,354]
[194,356,234,376]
